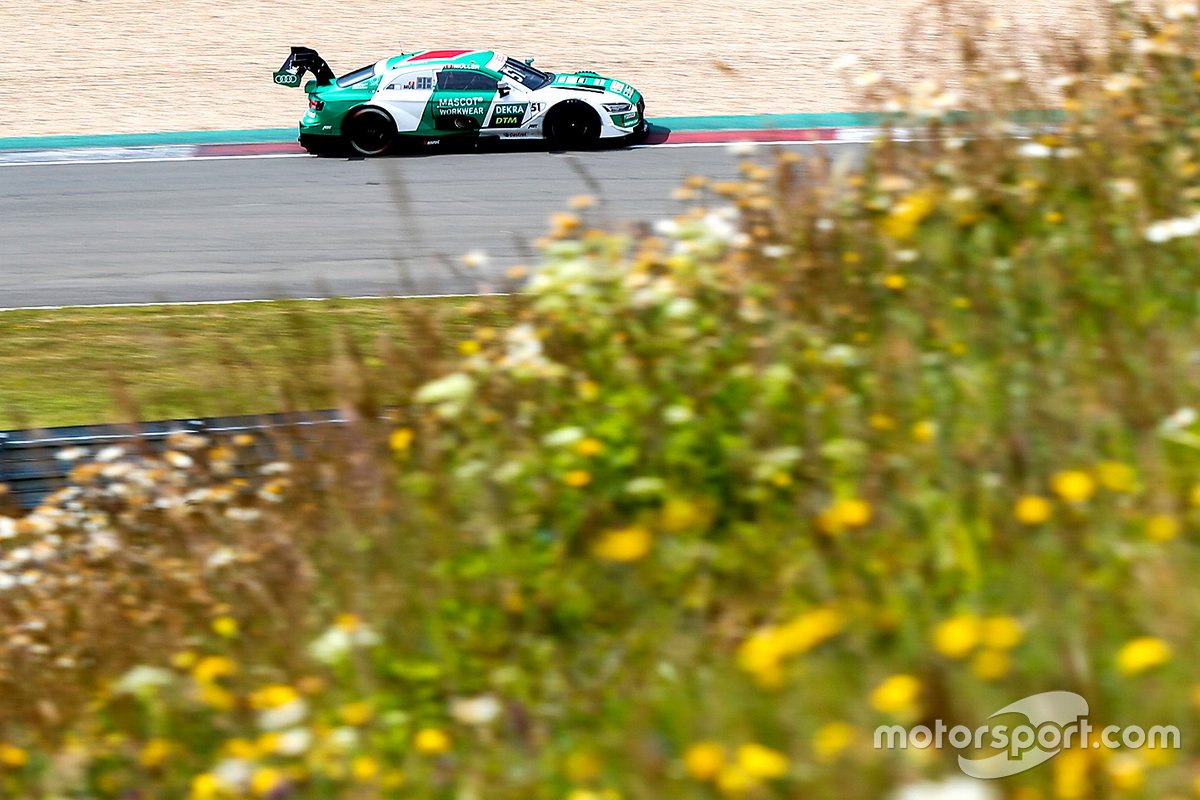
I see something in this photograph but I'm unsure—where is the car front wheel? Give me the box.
[344,108,395,156]
[545,102,601,150]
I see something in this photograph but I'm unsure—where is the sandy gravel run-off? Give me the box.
[6,0,1096,138]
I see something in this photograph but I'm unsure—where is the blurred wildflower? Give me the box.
[1051,471,1096,503]
[932,614,982,660]
[735,743,789,779]
[1014,495,1053,525]
[389,427,414,453]
[882,191,936,240]
[1116,637,1172,675]
[414,728,451,755]
[870,674,921,715]
[0,745,29,768]
[450,695,502,726]
[911,420,938,443]
[685,742,726,781]
[813,722,855,763]
[816,498,873,536]
[592,526,652,562]
[1145,514,1181,542]
[564,470,593,488]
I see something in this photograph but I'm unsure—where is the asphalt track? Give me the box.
[0,141,865,308]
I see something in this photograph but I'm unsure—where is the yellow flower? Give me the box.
[816,498,873,536]
[0,744,29,768]
[192,656,237,684]
[1096,461,1136,493]
[575,437,605,457]
[457,339,481,356]
[339,701,373,726]
[171,650,198,670]
[870,674,921,715]
[736,607,844,682]
[1052,470,1096,503]
[251,767,285,797]
[1014,495,1053,525]
[211,616,239,638]
[981,616,1024,650]
[1116,637,1171,676]
[716,765,757,796]
[139,738,172,768]
[336,613,363,632]
[352,755,380,783]
[883,273,907,290]
[684,742,726,781]
[735,743,788,779]
[932,613,981,660]
[199,684,235,711]
[414,728,451,755]
[223,738,259,760]
[868,413,896,431]
[564,470,593,488]
[813,722,855,763]
[882,190,936,240]
[1053,748,1090,799]
[1106,753,1144,791]
[911,420,937,443]
[971,649,1012,681]
[190,773,225,800]
[1144,514,1181,542]
[1044,210,1064,224]
[592,526,653,563]
[251,684,300,710]
[389,428,414,453]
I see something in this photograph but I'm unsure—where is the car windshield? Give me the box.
[336,65,377,88]
[499,58,553,90]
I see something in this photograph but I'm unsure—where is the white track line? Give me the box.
[0,293,512,314]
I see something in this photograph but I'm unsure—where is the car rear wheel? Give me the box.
[344,108,395,156]
[545,102,601,150]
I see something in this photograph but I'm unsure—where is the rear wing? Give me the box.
[273,46,336,88]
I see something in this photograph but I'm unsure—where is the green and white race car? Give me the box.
[274,46,647,156]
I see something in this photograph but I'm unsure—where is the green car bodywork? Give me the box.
[275,46,647,155]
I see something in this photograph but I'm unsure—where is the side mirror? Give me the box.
[497,80,511,97]
[524,58,535,65]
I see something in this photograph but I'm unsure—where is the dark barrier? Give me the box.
[0,410,346,511]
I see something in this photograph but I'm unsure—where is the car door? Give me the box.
[376,69,436,134]
[429,68,499,131]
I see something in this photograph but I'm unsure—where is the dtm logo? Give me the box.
[273,72,300,87]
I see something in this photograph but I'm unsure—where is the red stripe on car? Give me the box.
[407,49,473,62]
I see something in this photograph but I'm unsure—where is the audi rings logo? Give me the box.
[274,72,300,86]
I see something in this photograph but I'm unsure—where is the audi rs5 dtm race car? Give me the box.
[274,46,647,156]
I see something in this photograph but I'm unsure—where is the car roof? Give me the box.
[384,50,505,72]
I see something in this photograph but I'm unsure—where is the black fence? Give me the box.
[0,410,346,512]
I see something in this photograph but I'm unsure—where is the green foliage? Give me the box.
[4,4,1200,797]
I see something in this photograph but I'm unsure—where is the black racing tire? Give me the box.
[544,101,602,150]
[344,107,396,157]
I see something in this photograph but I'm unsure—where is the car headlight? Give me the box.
[603,102,634,113]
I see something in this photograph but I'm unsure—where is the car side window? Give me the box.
[436,70,498,92]
[387,72,434,91]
